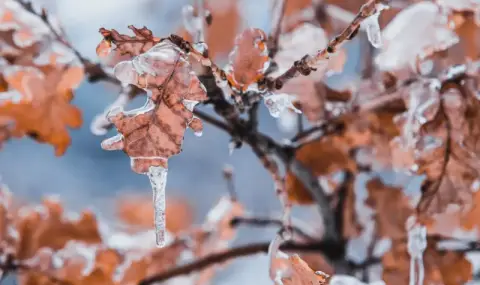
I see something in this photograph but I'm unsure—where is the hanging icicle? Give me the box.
[406,216,427,285]
[146,165,168,247]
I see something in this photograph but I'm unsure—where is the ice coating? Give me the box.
[361,3,388,48]
[147,165,168,247]
[406,216,427,285]
[263,93,301,118]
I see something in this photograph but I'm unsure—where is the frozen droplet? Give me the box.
[472,179,480,192]
[147,165,168,247]
[263,93,301,118]
[363,13,382,48]
[228,141,236,156]
[418,60,434,75]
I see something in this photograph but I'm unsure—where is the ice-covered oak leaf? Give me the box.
[97,25,162,57]
[382,240,472,285]
[101,41,208,174]
[0,64,84,156]
[393,79,480,216]
[274,23,345,78]
[226,28,269,91]
[15,198,101,260]
[285,138,354,204]
[375,2,459,73]
[281,254,330,285]
[178,0,240,59]
[365,177,414,239]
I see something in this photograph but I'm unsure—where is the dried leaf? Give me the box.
[101,40,208,173]
[116,193,193,234]
[97,25,161,58]
[365,177,414,239]
[286,138,353,204]
[375,2,459,74]
[15,197,101,260]
[272,23,346,122]
[179,0,240,59]
[393,79,480,216]
[226,28,269,92]
[0,63,84,155]
[382,240,472,285]
[281,254,329,285]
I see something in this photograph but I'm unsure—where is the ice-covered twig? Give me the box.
[264,0,389,90]
[406,216,427,285]
[146,165,168,248]
[254,150,292,239]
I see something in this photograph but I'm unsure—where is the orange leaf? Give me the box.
[226,28,269,92]
[0,64,84,155]
[102,40,208,173]
[116,193,194,234]
[97,25,161,58]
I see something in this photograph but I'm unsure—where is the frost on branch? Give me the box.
[263,93,301,118]
[392,77,480,216]
[361,3,388,48]
[270,23,346,122]
[191,196,244,285]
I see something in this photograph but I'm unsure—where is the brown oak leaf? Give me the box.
[393,79,480,217]
[179,0,240,59]
[226,28,269,92]
[101,40,208,173]
[97,25,162,58]
[0,63,84,156]
[116,193,193,234]
[281,254,330,285]
[383,240,472,285]
[365,177,414,239]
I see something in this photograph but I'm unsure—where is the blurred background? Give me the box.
[0,0,366,283]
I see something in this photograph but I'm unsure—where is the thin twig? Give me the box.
[230,216,318,241]
[138,240,343,285]
[264,0,387,90]
[13,0,120,84]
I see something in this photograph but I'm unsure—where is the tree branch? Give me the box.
[264,0,387,90]
[138,240,343,285]
[230,216,318,242]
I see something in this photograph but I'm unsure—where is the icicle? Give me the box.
[146,165,168,247]
[406,216,427,285]
[361,3,388,48]
[269,233,286,284]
